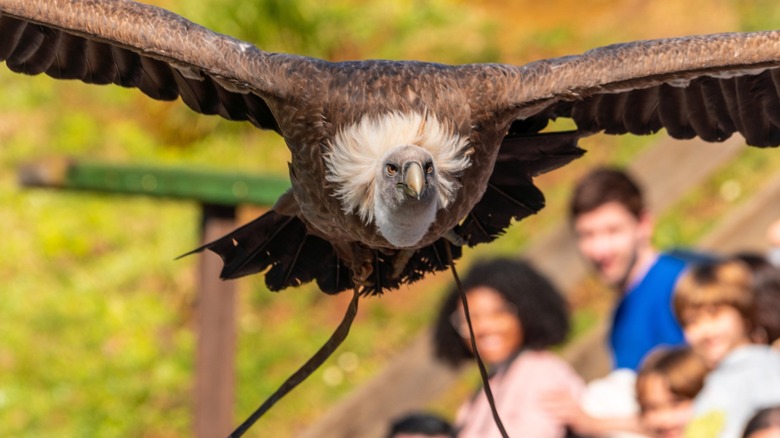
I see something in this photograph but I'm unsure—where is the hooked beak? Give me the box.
[403,162,425,199]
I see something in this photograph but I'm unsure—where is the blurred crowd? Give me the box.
[389,167,780,438]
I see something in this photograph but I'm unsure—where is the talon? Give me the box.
[444,229,466,246]
[391,249,414,279]
[352,261,374,288]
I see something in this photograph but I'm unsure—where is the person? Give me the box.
[673,260,780,438]
[433,258,583,438]
[569,167,687,371]
[635,346,708,438]
[542,367,648,438]
[386,412,455,438]
[767,217,780,267]
[742,407,780,438]
[733,253,780,348]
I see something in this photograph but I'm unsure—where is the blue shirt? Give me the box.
[610,253,687,370]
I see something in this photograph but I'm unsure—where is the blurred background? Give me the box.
[2,0,780,436]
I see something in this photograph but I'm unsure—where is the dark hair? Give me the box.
[734,252,780,345]
[636,346,707,411]
[387,412,455,438]
[742,406,780,438]
[432,258,570,367]
[569,167,645,221]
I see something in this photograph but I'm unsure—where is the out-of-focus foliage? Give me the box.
[737,0,780,31]
[1,0,779,436]
[184,0,500,62]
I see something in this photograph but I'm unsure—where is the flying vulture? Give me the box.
[4,0,780,435]
[1,0,779,295]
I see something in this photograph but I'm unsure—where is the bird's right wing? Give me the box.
[454,31,780,247]
[0,0,322,133]
[492,30,780,147]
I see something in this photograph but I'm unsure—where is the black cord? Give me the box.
[229,287,361,437]
[445,242,509,438]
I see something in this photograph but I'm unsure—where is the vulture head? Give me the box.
[374,144,437,247]
[324,111,472,248]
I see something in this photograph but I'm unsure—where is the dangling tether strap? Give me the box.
[445,242,509,438]
[229,287,361,437]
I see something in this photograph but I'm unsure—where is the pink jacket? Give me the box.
[456,350,585,438]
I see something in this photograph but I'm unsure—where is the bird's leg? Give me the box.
[390,249,415,280]
[350,273,373,290]
[443,229,466,247]
[349,243,375,290]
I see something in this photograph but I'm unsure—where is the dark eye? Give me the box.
[425,162,434,174]
[386,164,398,176]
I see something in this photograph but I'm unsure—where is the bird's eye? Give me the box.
[425,162,434,174]
[386,164,398,176]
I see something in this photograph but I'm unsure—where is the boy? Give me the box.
[635,346,707,438]
[673,260,780,438]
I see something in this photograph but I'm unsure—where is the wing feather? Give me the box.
[20,25,60,74]
[622,86,660,135]
[739,74,776,144]
[765,70,780,129]
[658,84,694,139]
[0,14,24,60]
[596,92,629,134]
[681,81,715,141]
[81,39,115,84]
[698,76,737,140]
[457,130,585,246]
[5,20,44,67]
[492,31,780,147]
[138,55,177,100]
[111,44,143,87]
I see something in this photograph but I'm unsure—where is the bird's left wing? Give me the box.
[493,30,780,147]
[0,0,317,133]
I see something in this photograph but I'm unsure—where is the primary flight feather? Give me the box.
[2,0,780,295]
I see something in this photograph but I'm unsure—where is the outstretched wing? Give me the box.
[451,31,780,249]
[495,31,780,147]
[0,0,320,133]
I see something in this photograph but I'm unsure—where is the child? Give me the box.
[735,253,780,348]
[673,260,780,438]
[635,346,708,438]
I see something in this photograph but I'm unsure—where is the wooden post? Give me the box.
[195,204,238,438]
[18,160,290,437]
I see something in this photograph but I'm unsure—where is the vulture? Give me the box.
[1,0,780,296]
[4,0,780,435]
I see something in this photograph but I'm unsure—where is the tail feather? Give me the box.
[186,210,353,294]
[185,208,464,295]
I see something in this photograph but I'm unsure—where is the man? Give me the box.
[570,167,686,371]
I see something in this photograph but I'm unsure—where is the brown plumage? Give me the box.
[2,0,780,295]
